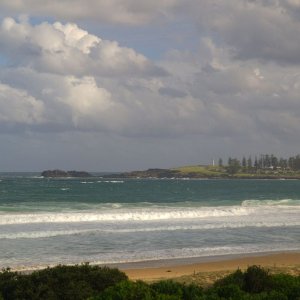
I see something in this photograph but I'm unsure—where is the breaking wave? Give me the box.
[1,220,300,240]
[242,199,300,206]
[0,206,251,225]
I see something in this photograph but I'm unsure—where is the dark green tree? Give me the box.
[247,156,252,169]
[218,158,223,167]
[254,156,258,170]
[242,157,247,168]
[226,158,241,175]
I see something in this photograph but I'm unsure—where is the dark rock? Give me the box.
[41,170,92,178]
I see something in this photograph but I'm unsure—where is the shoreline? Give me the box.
[11,251,300,280]
[121,251,300,281]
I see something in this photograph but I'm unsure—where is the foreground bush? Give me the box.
[212,265,300,300]
[0,265,299,300]
[91,266,300,300]
[93,280,156,300]
[0,264,127,300]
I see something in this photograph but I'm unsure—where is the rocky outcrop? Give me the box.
[104,168,182,179]
[41,170,92,178]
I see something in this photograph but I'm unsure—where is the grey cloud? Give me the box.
[0,82,44,125]
[0,0,180,25]
[188,0,300,65]
[159,87,187,98]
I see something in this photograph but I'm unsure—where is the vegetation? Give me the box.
[104,153,300,179]
[225,154,300,175]
[0,265,299,300]
[0,264,127,300]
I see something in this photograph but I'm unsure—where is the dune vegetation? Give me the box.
[0,264,299,300]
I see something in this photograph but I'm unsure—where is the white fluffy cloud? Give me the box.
[0,18,164,77]
[0,14,300,142]
[0,82,44,127]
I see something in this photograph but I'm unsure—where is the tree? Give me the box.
[218,158,223,167]
[254,156,258,170]
[270,155,278,169]
[242,157,246,168]
[288,157,295,169]
[294,155,300,170]
[226,158,241,175]
[264,154,271,168]
[279,158,287,169]
[247,156,252,169]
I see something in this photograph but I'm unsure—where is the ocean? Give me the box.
[0,173,299,270]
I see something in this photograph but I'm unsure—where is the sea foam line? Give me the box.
[0,207,251,225]
[1,220,300,240]
[0,203,299,225]
[4,244,300,272]
[242,199,300,206]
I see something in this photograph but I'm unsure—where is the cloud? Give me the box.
[159,87,187,98]
[1,24,300,144]
[0,82,44,129]
[186,0,300,65]
[2,3,300,170]
[0,5,300,149]
[0,18,165,77]
[3,1,300,65]
[0,0,180,25]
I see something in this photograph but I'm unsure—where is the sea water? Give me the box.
[0,173,299,270]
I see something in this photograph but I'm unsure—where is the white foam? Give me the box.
[86,244,300,266]
[99,180,124,183]
[0,206,251,225]
[242,199,300,206]
[2,218,300,240]
[0,229,92,240]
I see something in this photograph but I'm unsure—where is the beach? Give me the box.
[124,252,300,283]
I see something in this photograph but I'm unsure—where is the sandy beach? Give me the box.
[123,252,300,283]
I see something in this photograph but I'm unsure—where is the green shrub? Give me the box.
[214,268,244,290]
[0,264,127,300]
[243,265,271,293]
[216,283,245,299]
[92,280,185,300]
[1,264,300,300]
[150,280,184,297]
[181,283,204,300]
[214,265,272,294]
[93,280,154,300]
[270,273,300,299]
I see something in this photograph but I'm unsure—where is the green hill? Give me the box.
[104,164,300,179]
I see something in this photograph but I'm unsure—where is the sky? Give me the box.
[1,0,300,171]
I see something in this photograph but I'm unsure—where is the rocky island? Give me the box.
[41,170,92,178]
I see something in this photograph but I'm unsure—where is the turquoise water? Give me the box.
[0,173,299,270]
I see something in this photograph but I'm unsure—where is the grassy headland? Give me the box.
[104,164,300,179]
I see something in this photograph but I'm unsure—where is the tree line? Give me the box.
[218,154,300,172]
